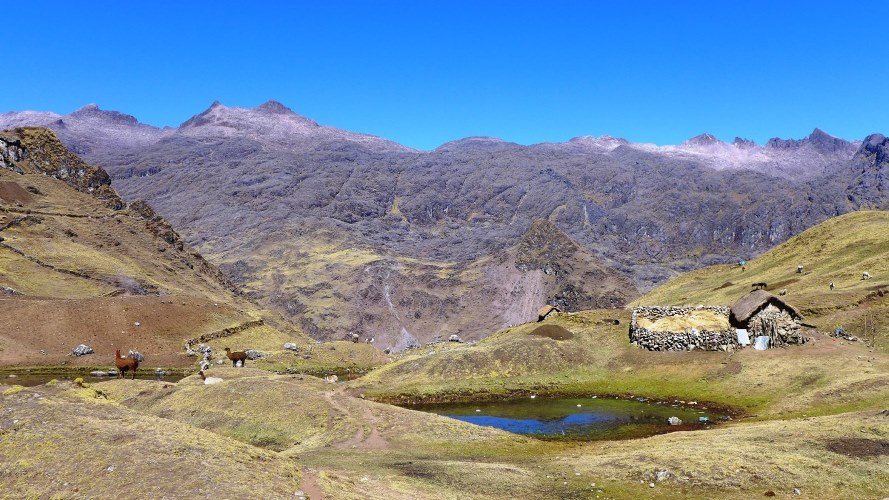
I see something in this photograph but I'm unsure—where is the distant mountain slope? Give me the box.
[2,102,885,349]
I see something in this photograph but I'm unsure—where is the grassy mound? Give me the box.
[0,382,301,498]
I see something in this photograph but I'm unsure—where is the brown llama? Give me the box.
[115,349,139,380]
[224,347,248,367]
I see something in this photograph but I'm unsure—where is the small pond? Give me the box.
[412,396,727,440]
[2,371,185,387]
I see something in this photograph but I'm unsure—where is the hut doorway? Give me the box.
[760,317,779,345]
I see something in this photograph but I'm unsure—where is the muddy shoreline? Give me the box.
[371,387,746,419]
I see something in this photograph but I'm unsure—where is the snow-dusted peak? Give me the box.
[176,100,411,153]
[70,103,141,126]
[256,100,295,115]
[0,110,62,129]
[433,136,521,153]
[565,135,629,151]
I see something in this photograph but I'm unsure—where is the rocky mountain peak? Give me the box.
[684,133,722,147]
[434,136,517,153]
[806,128,851,153]
[515,219,582,272]
[256,100,293,115]
[766,128,852,154]
[70,103,140,126]
[178,100,320,133]
[733,137,757,149]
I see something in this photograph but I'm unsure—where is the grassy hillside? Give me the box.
[635,210,889,347]
[3,370,885,499]
[353,310,889,418]
[0,128,381,372]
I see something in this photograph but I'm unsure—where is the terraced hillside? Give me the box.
[0,128,377,370]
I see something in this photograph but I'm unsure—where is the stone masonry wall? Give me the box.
[629,305,737,351]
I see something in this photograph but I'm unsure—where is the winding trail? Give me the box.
[322,385,388,450]
[298,468,326,500]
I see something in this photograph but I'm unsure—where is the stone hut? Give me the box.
[729,290,806,346]
[537,305,562,322]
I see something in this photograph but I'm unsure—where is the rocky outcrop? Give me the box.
[2,128,124,209]
[127,199,237,292]
[0,135,27,174]
[766,128,854,154]
[847,134,889,209]
[513,219,638,311]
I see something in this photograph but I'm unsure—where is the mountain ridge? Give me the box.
[2,102,887,349]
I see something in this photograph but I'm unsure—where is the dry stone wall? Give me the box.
[747,304,806,345]
[630,306,736,351]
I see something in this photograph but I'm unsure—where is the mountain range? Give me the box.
[2,101,887,349]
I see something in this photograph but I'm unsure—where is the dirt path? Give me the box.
[299,468,326,500]
[323,385,388,450]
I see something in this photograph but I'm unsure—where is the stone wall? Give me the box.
[747,304,806,345]
[629,305,737,351]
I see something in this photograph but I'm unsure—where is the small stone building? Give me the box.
[537,305,562,322]
[729,290,806,346]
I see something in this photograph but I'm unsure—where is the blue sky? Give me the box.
[4,1,886,149]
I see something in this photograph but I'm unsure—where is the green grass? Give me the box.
[353,309,889,418]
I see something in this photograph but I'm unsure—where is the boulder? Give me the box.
[71,344,94,356]
[90,370,108,377]
[448,334,462,342]
[667,416,682,426]
[245,349,264,360]
[283,342,300,351]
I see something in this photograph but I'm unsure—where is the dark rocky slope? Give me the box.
[2,102,884,349]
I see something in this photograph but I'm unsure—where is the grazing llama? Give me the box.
[224,347,248,367]
[115,350,139,380]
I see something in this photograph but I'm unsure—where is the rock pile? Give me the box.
[71,344,94,356]
[244,349,264,360]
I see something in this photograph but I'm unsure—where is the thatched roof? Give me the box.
[537,305,562,319]
[730,290,802,324]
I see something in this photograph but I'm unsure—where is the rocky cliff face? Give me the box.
[847,134,889,208]
[1,128,124,209]
[1,102,885,348]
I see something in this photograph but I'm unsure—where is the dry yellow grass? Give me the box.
[635,309,730,331]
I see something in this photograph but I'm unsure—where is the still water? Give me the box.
[413,396,723,440]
